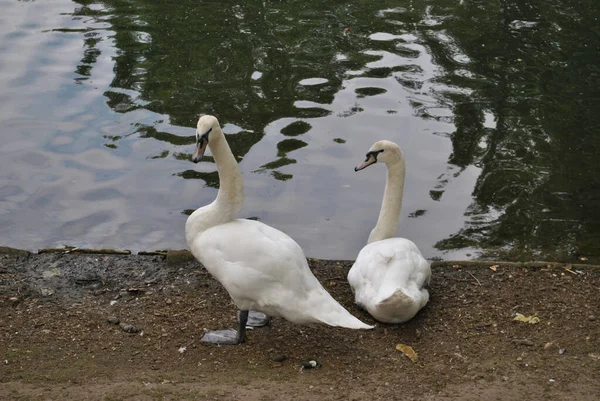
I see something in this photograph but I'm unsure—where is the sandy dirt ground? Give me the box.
[1,247,599,400]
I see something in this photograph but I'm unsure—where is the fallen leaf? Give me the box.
[513,313,540,324]
[489,265,498,272]
[396,343,418,362]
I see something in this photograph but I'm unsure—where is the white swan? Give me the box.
[186,115,373,344]
[347,140,431,324]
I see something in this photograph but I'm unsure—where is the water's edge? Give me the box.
[2,246,597,269]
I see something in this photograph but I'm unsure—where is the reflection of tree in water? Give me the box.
[64,0,600,260]
[430,0,600,261]
[254,137,308,181]
[68,0,385,182]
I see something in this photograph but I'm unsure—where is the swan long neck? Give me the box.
[186,132,243,244]
[211,135,244,212]
[367,158,405,244]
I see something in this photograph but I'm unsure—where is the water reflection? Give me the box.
[0,0,598,262]
[428,0,600,261]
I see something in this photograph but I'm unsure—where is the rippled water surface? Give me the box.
[1,0,599,261]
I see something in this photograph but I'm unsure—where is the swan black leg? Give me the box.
[236,310,248,343]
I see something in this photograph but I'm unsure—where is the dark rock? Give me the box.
[271,355,287,363]
[119,322,140,333]
[106,316,120,325]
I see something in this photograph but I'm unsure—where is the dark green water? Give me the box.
[0,0,598,262]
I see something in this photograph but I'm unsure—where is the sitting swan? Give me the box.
[347,140,431,324]
[186,115,373,344]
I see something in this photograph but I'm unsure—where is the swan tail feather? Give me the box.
[316,300,374,330]
[373,288,423,323]
[321,316,375,330]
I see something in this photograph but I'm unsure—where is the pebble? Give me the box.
[588,315,596,321]
[106,316,120,325]
[271,355,287,363]
[8,297,19,306]
[40,288,54,296]
[119,322,140,333]
[559,348,566,355]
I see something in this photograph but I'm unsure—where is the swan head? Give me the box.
[192,115,222,163]
[355,140,403,171]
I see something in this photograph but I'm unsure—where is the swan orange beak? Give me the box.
[192,137,208,163]
[355,154,377,171]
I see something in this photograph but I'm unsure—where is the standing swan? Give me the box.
[347,140,431,324]
[186,115,373,344]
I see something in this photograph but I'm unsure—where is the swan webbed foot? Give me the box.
[201,329,243,345]
[202,310,249,345]
[239,310,271,327]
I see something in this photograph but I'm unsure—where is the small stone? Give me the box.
[119,322,140,333]
[588,315,596,321]
[8,297,19,306]
[106,316,120,325]
[271,355,287,363]
[544,342,554,350]
[41,329,51,334]
[166,299,173,305]
[559,348,566,355]
[40,288,54,296]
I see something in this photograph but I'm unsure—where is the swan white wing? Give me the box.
[192,219,372,328]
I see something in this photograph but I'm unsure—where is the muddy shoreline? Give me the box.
[1,246,599,400]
